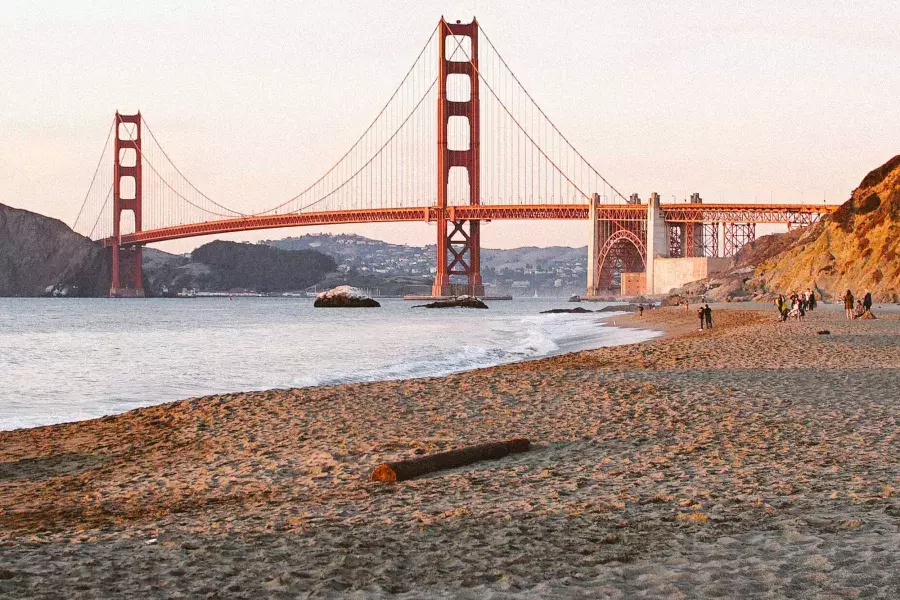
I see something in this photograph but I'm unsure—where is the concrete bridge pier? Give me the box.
[645,192,667,297]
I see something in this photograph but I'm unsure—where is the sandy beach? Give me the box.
[1,305,899,599]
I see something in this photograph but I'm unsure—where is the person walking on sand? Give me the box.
[637,303,644,318]
[704,304,713,329]
[864,290,873,313]
[843,289,855,320]
[697,307,705,331]
[775,294,788,322]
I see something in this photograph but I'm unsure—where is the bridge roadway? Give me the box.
[101,203,838,247]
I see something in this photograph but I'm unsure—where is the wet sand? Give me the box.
[1,306,899,598]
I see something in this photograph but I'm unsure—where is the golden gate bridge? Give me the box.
[72,18,835,298]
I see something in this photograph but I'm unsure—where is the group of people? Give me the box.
[843,289,873,320]
[773,288,875,321]
[774,289,817,322]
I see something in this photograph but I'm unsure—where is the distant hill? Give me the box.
[265,233,588,295]
[146,241,337,294]
[0,203,110,297]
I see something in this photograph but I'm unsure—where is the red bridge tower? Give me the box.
[433,18,484,297]
[110,112,145,297]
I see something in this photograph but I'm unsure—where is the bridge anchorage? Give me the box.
[587,193,835,296]
[71,17,836,299]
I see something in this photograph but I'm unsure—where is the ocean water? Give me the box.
[0,298,658,431]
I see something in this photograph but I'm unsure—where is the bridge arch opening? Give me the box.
[445,35,472,61]
[118,147,137,168]
[596,229,646,292]
[446,74,471,102]
[447,115,471,151]
[117,210,137,236]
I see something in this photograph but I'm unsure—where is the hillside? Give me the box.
[266,233,588,295]
[147,241,337,294]
[753,155,900,302]
[0,203,110,296]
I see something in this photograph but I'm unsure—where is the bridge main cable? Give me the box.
[478,27,628,202]
[257,23,440,216]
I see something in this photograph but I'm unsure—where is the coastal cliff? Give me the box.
[753,155,900,302]
[0,203,111,297]
[672,156,900,303]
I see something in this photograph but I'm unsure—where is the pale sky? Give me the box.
[2,0,899,254]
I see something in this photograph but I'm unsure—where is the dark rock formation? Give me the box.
[596,304,645,313]
[541,307,593,314]
[314,285,380,307]
[0,203,111,297]
[661,295,687,307]
[413,295,488,309]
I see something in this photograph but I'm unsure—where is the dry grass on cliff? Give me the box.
[756,155,900,302]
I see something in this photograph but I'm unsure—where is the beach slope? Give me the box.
[1,307,899,598]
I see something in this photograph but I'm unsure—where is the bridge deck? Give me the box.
[101,203,837,247]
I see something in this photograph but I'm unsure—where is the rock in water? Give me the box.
[541,307,593,314]
[314,285,380,308]
[413,295,488,309]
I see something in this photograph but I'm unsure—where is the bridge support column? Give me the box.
[432,18,484,298]
[586,193,599,295]
[645,192,667,295]
[110,112,145,298]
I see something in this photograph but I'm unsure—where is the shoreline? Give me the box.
[2,305,899,598]
[0,306,662,433]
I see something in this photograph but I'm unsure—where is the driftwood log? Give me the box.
[371,438,531,482]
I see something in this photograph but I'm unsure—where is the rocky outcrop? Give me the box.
[752,155,900,302]
[413,295,488,309]
[0,203,111,297]
[665,155,900,304]
[314,285,380,307]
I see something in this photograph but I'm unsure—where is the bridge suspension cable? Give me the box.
[441,20,626,206]
[478,26,628,202]
[76,18,632,243]
[72,120,115,239]
[258,24,441,216]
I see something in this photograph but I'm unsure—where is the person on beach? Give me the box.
[794,296,805,321]
[704,304,712,329]
[775,294,788,322]
[637,303,644,318]
[697,307,705,331]
[807,289,817,311]
[855,299,865,319]
[864,290,873,313]
[844,289,855,320]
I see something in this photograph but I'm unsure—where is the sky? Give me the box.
[2,0,899,254]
